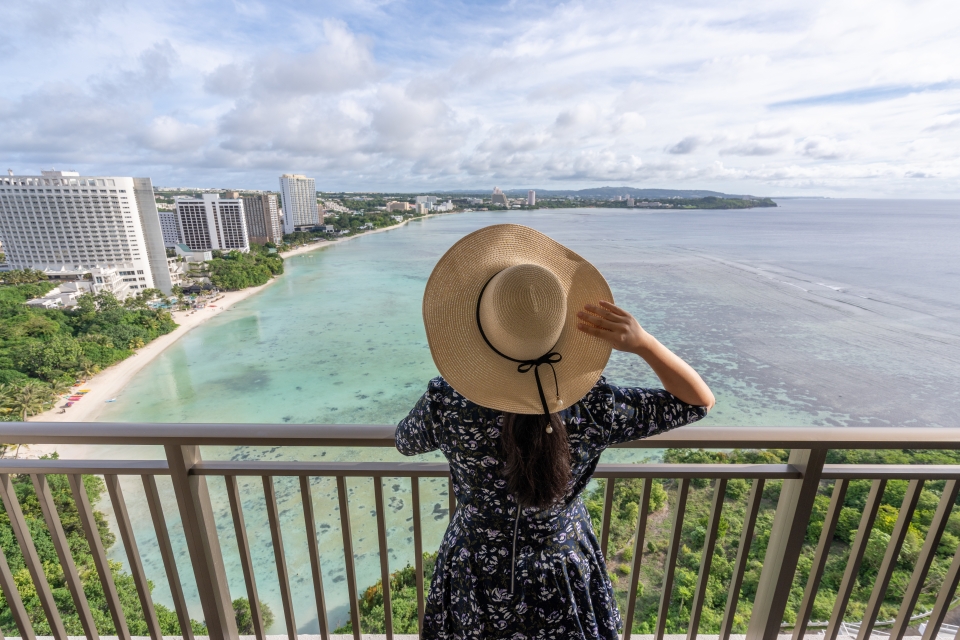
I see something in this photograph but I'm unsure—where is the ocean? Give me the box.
[86,199,960,632]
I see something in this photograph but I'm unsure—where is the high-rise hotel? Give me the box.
[173,194,249,252]
[279,174,319,233]
[242,193,282,245]
[0,170,172,297]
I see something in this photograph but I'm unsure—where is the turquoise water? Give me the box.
[87,202,960,633]
[103,200,960,428]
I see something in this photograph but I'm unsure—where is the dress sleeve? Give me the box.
[395,378,445,456]
[581,379,708,448]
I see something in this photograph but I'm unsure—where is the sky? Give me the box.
[1,0,959,196]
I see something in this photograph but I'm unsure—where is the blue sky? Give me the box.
[1,0,959,196]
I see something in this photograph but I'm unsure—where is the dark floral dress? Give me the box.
[396,375,708,640]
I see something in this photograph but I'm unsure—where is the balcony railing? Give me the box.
[1,424,960,640]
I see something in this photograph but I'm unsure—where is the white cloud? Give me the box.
[0,0,958,195]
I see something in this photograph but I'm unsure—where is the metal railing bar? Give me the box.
[68,473,132,640]
[29,474,100,639]
[374,477,394,640]
[225,475,266,640]
[655,478,691,640]
[822,465,960,479]
[921,536,960,640]
[0,542,35,640]
[411,476,426,631]
[191,460,802,478]
[105,474,163,640]
[142,475,194,640]
[719,478,765,640]
[593,463,801,479]
[0,422,399,446]
[688,478,728,640]
[3,457,960,481]
[0,473,69,640]
[7,423,960,448]
[192,460,451,477]
[858,479,925,640]
[337,475,362,640]
[890,479,960,640]
[0,459,170,475]
[825,478,888,640]
[163,445,238,637]
[299,476,330,640]
[748,448,827,640]
[600,478,616,558]
[622,478,653,640]
[263,475,298,639]
[794,479,849,640]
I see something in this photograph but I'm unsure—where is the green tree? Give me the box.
[233,597,275,633]
[3,381,54,421]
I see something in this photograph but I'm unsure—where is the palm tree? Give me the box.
[5,383,51,421]
[3,383,52,457]
[78,360,100,382]
[49,379,73,400]
[0,384,14,458]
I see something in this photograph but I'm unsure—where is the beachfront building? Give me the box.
[386,201,413,212]
[415,195,438,210]
[242,194,282,245]
[527,190,536,206]
[158,209,181,247]
[491,187,508,206]
[0,170,173,297]
[279,174,318,233]
[174,194,250,253]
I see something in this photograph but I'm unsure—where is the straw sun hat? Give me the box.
[423,223,613,416]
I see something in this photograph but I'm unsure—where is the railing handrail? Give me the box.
[6,424,960,639]
[3,422,960,447]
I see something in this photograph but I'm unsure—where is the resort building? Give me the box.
[242,193,282,245]
[386,201,413,212]
[279,174,318,232]
[158,210,181,247]
[527,190,536,206]
[174,194,250,253]
[0,171,173,297]
[491,187,508,206]
[415,195,438,209]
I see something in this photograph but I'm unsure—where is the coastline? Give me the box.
[24,212,448,429]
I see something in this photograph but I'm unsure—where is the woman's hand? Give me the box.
[577,300,716,410]
[576,301,651,353]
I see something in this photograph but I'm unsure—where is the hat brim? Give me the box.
[423,224,613,414]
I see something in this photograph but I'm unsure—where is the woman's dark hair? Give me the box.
[501,412,572,509]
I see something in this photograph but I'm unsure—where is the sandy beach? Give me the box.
[27,284,274,424]
[26,214,447,426]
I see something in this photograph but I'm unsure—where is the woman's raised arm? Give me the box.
[577,301,716,410]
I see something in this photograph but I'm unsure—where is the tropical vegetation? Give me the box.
[282,209,425,247]
[207,244,284,290]
[0,277,177,433]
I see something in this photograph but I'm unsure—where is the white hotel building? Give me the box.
[174,193,249,252]
[279,174,318,233]
[0,171,172,297]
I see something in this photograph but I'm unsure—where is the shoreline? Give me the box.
[24,212,451,431]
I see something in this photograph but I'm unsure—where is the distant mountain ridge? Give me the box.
[436,186,761,199]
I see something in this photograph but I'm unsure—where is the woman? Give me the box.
[397,224,714,639]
